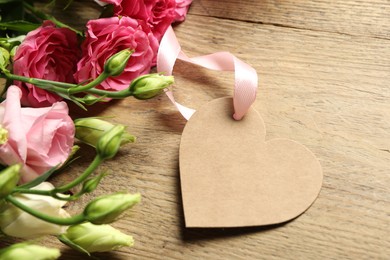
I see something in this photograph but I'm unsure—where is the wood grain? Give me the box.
[191,0,390,39]
[0,0,389,259]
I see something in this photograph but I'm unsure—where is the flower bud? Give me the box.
[83,192,141,224]
[0,243,60,260]
[75,118,135,148]
[130,73,174,100]
[0,164,20,199]
[59,222,133,255]
[103,49,133,77]
[0,182,70,239]
[81,172,106,194]
[95,125,125,160]
[0,47,10,70]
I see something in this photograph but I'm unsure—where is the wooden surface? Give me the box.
[1,0,390,259]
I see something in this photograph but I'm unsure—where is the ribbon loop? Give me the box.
[157,26,258,120]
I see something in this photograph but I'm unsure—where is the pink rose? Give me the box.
[102,0,176,41]
[74,17,158,91]
[0,86,75,183]
[174,0,193,22]
[13,21,80,107]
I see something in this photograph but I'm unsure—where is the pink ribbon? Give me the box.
[157,26,258,120]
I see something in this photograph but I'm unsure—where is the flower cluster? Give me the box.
[0,0,192,258]
[4,0,192,108]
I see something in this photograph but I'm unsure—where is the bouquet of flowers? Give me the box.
[0,0,192,258]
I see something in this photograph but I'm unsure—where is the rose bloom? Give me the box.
[0,182,69,238]
[74,17,158,91]
[174,0,193,22]
[0,86,75,183]
[102,0,177,41]
[13,21,80,107]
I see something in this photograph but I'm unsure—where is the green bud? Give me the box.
[81,172,106,194]
[75,118,135,148]
[83,192,141,224]
[130,73,174,100]
[0,243,60,260]
[0,164,20,199]
[103,49,133,77]
[0,47,10,71]
[59,222,134,255]
[95,125,125,160]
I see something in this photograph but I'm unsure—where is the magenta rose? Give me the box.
[13,21,80,107]
[102,0,176,41]
[0,86,75,183]
[74,17,158,91]
[174,0,193,22]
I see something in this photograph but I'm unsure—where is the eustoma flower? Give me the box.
[0,243,60,260]
[174,0,193,22]
[0,182,69,239]
[12,21,80,107]
[59,222,134,254]
[74,16,158,92]
[0,86,75,183]
[102,0,177,40]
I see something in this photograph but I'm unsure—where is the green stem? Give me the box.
[6,195,85,225]
[67,73,109,94]
[13,155,103,198]
[23,2,83,36]
[12,188,51,196]
[1,72,133,98]
[86,88,133,98]
[54,155,103,193]
[2,72,75,90]
[11,189,76,201]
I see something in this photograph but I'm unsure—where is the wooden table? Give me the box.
[2,0,389,259]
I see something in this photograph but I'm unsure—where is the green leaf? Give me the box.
[0,21,40,33]
[17,165,59,189]
[56,92,88,111]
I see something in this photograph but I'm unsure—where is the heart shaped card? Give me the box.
[157,26,323,228]
[180,97,323,227]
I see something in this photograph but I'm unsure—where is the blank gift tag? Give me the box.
[180,97,323,228]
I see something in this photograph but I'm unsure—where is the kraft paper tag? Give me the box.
[180,97,323,228]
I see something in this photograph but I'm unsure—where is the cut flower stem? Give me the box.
[54,155,104,193]
[67,72,109,94]
[6,195,85,225]
[0,72,135,99]
[13,155,103,199]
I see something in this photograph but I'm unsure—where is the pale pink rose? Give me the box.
[0,86,75,183]
[74,17,158,91]
[101,0,176,41]
[174,0,193,22]
[13,21,80,107]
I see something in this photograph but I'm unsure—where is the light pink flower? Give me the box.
[101,0,176,41]
[13,21,80,107]
[74,17,158,91]
[174,0,193,22]
[0,86,75,183]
